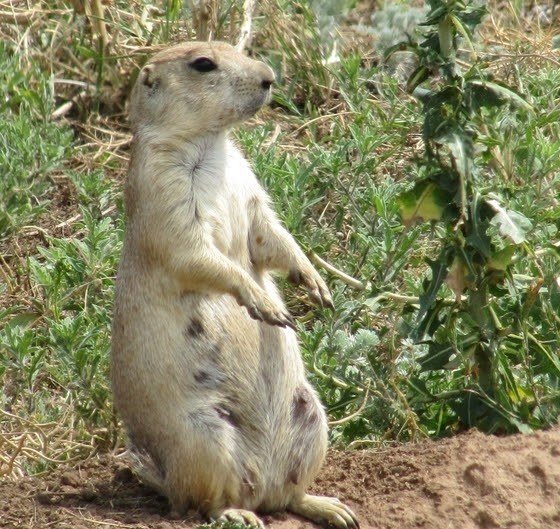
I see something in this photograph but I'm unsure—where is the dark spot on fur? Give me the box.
[292,386,320,424]
[193,364,226,389]
[287,469,299,485]
[292,386,311,417]
[208,343,222,361]
[186,318,205,338]
[194,369,211,384]
[255,235,263,245]
[140,65,159,91]
[288,269,302,285]
[215,405,238,428]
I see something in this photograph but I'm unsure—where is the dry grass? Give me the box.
[479,3,560,79]
[0,409,104,479]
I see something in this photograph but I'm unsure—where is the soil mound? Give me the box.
[1,427,559,529]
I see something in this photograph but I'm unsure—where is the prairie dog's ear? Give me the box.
[140,64,156,88]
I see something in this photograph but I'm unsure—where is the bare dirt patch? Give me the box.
[1,427,559,529]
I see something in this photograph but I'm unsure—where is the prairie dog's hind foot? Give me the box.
[210,508,265,528]
[289,494,359,529]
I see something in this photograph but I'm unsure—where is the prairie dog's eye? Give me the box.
[190,57,217,73]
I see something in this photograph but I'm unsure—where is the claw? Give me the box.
[268,310,296,331]
[305,273,333,310]
[246,304,264,323]
[288,494,358,529]
[214,508,265,529]
[245,301,296,331]
[289,267,333,310]
[281,313,297,331]
[310,284,334,311]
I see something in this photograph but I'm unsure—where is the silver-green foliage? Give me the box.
[1,43,122,454]
[0,42,73,238]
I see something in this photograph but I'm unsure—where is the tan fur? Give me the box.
[111,41,358,529]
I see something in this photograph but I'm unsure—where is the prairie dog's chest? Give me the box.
[193,142,256,257]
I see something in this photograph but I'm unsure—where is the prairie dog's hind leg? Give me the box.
[288,494,359,529]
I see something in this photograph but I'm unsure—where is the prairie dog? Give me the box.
[111,41,357,529]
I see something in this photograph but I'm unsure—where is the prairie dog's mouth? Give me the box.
[237,93,270,118]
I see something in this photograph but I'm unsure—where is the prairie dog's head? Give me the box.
[129,41,275,137]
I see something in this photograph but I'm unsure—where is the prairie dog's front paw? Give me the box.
[289,265,334,309]
[235,283,295,329]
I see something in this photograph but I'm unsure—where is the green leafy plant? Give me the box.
[388,0,560,432]
[0,41,73,239]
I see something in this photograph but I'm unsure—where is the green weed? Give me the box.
[0,42,74,239]
[379,0,560,434]
[1,39,122,470]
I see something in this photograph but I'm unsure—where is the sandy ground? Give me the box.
[1,427,559,529]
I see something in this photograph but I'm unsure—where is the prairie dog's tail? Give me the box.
[117,446,166,496]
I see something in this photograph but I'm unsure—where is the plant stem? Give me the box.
[438,16,454,61]
[469,284,496,397]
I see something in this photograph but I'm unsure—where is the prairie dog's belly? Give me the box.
[113,281,268,400]
[112,282,304,481]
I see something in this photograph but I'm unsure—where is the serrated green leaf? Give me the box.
[465,193,493,258]
[423,5,450,26]
[487,199,533,244]
[406,65,430,94]
[469,80,533,112]
[509,419,534,434]
[488,245,516,271]
[528,333,560,378]
[4,312,41,330]
[450,14,474,50]
[398,180,448,225]
[465,81,505,111]
[414,258,450,340]
[418,340,455,371]
[438,130,473,180]
[459,3,488,31]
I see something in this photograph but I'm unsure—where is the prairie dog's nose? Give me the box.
[258,63,275,90]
